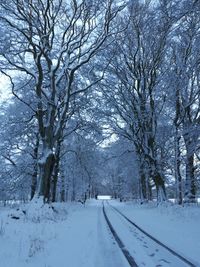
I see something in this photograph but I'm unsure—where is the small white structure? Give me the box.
[97,195,112,200]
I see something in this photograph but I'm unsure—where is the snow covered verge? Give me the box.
[0,200,81,267]
[111,200,200,265]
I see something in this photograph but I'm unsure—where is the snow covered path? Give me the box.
[0,199,200,267]
[104,201,197,267]
[110,200,200,267]
[43,201,129,267]
[0,200,129,267]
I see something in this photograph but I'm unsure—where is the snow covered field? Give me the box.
[0,199,199,267]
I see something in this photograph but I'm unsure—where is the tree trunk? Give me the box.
[154,171,167,202]
[183,133,196,203]
[157,184,167,203]
[148,181,152,200]
[52,159,59,202]
[174,128,183,205]
[30,167,38,200]
[147,134,167,202]
[174,85,183,205]
[185,153,196,202]
[140,172,147,202]
[38,147,55,202]
[137,152,149,202]
[51,140,62,202]
[60,172,65,202]
[30,134,39,200]
[71,174,76,201]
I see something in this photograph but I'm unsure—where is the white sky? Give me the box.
[0,74,11,102]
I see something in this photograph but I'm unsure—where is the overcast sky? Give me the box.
[0,74,11,103]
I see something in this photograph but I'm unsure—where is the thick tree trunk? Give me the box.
[156,184,167,203]
[51,126,64,202]
[38,148,55,202]
[136,152,149,202]
[154,171,167,202]
[147,134,167,202]
[52,142,61,202]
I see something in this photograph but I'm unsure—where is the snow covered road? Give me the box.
[110,200,200,267]
[44,201,129,267]
[0,199,200,267]
[104,201,197,267]
[0,200,129,267]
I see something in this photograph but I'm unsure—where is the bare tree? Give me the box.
[169,10,200,203]
[0,0,124,201]
[101,0,172,202]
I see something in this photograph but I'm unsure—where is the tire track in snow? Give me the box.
[102,201,138,267]
[108,201,197,267]
[95,204,130,267]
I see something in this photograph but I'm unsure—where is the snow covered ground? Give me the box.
[110,200,200,266]
[0,200,128,267]
[0,199,199,267]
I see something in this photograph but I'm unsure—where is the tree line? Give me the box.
[0,0,199,204]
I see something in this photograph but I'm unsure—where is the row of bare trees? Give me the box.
[97,0,200,203]
[0,0,199,204]
[0,0,124,202]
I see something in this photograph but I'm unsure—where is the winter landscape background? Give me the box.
[0,0,200,266]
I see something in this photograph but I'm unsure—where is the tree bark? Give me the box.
[174,128,183,205]
[183,129,196,203]
[60,173,66,202]
[38,147,55,202]
[155,172,167,202]
[30,134,39,200]
[185,150,196,202]
[30,167,38,200]
[52,140,62,202]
